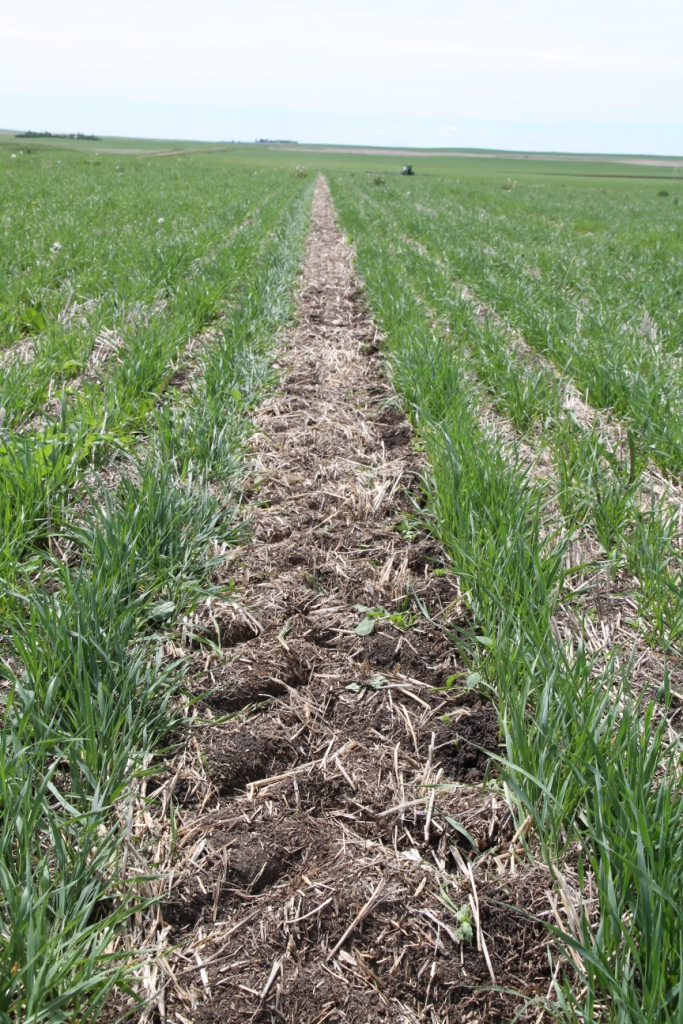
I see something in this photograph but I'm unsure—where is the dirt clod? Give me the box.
[207,730,293,795]
[435,695,502,783]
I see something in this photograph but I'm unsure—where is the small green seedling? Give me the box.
[354,615,376,636]
[354,604,416,635]
[437,884,473,943]
[346,674,387,693]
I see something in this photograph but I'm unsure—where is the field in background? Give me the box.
[2,134,683,1021]
[3,128,683,179]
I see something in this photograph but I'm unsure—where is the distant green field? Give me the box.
[2,128,682,181]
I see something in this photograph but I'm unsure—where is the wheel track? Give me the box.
[139,178,557,1024]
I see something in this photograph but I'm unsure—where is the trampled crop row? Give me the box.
[0,149,313,1021]
[330,173,683,1023]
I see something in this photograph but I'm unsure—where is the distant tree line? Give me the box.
[15,131,100,140]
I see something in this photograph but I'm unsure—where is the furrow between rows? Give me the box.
[130,178,553,1024]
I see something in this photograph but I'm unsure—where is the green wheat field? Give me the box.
[2,133,683,1022]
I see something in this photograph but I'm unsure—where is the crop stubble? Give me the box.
[133,179,562,1024]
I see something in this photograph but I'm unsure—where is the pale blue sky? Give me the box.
[1,0,681,154]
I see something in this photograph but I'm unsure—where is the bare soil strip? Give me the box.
[147,179,556,1024]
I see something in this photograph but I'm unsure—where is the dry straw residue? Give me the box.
[123,178,557,1024]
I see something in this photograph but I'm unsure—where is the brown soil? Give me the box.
[130,178,558,1024]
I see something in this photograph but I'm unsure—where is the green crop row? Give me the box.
[331,173,683,1024]
[0,167,311,602]
[345,173,683,478]
[1,153,271,348]
[0,153,313,1022]
[336,179,683,661]
[0,156,302,429]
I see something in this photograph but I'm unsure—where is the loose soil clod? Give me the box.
[153,178,556,1024]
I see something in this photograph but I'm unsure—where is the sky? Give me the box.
[1,0,682,155]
